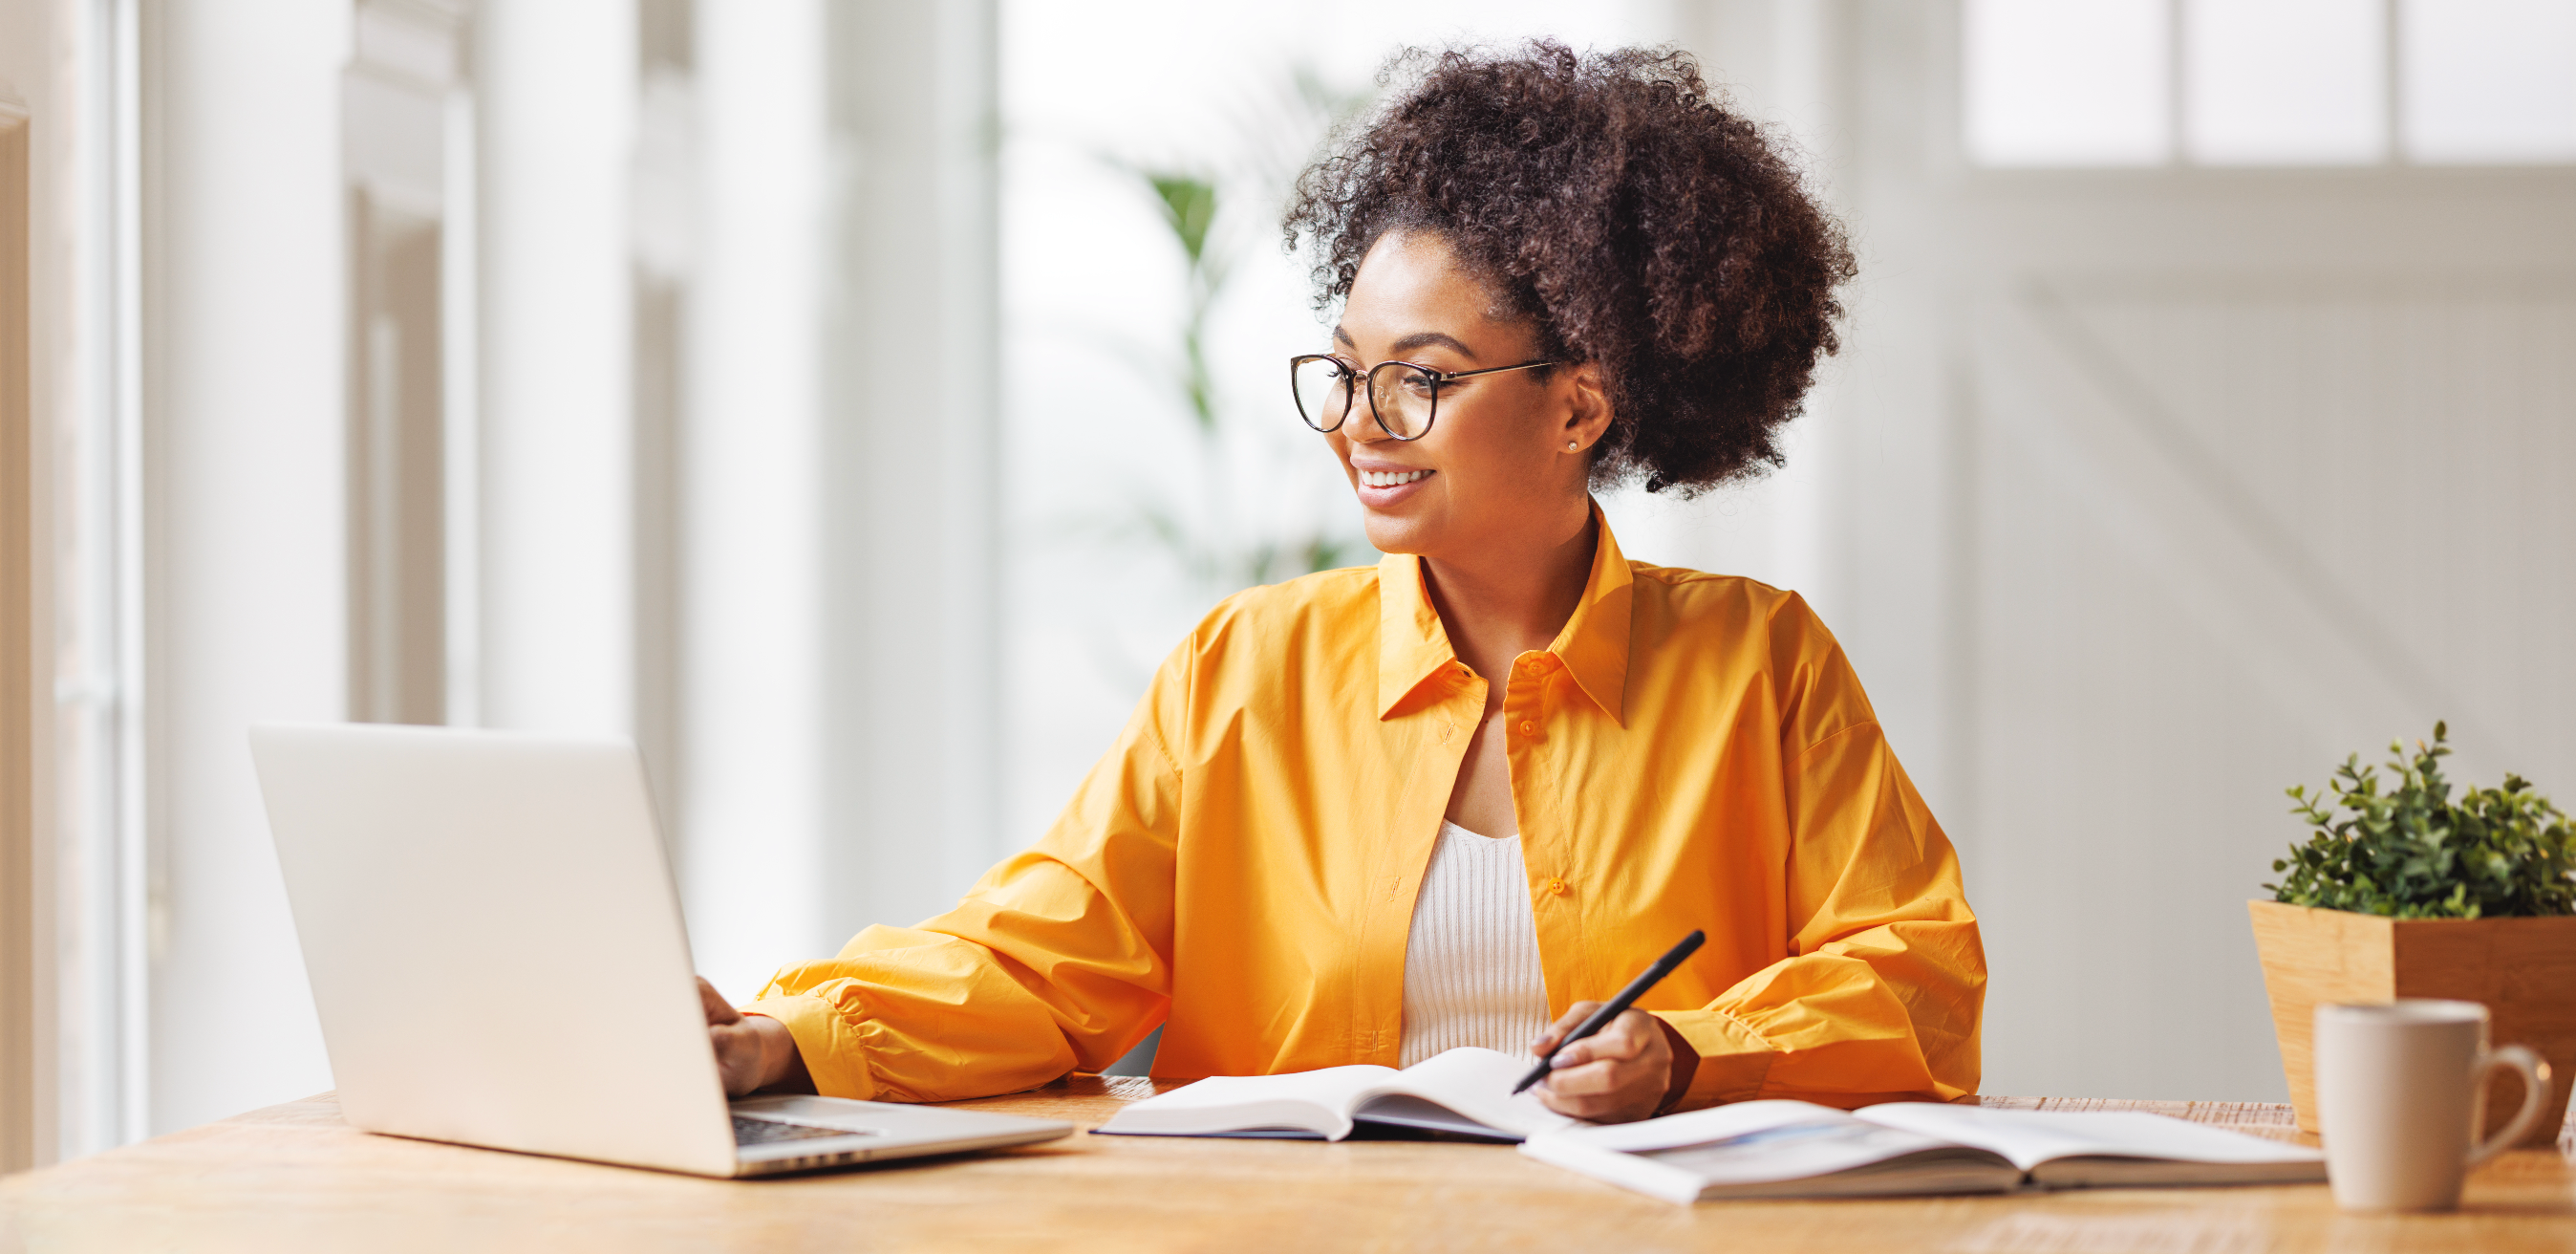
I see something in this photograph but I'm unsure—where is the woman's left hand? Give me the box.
[1528,1003,1695,1123]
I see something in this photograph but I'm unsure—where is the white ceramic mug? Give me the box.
[2314,1000,2551,1211]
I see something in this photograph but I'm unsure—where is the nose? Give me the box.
[1323,395,1389,459]
[1342,394,1396,444]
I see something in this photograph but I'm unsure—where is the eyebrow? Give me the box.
[1328,326,1483,363]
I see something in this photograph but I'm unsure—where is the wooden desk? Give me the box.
[5,1080,2572,1252]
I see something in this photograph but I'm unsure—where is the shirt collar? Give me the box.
[1375,500,1635,725]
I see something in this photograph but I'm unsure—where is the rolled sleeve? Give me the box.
[1650,1007,1778,1109]
[741,991,878,1101]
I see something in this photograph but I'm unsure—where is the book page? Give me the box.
[1854,1105,2323,1172]
[1625,1124,2008,1189]
[1094,1065,1398,1139]
[1519,1102,2020,1203]
[1361,1048,1578,1139]
[1535,1100,1865,1154]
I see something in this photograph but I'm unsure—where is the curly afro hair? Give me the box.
[1282,41,1855,495]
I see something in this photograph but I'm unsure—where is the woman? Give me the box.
[702,42,1983,1124]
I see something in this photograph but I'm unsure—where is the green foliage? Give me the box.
[2267,722,2576,919]
[1135,170,1225,437]
[1146,174,1218,270]
[1080,66,1376,618]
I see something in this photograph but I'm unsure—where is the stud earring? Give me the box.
[1567,441,1579,451]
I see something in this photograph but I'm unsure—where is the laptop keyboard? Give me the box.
[733,1114,876,1146]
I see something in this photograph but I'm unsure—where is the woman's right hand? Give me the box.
[699,977,812,1096]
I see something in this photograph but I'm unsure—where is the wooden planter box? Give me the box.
[2248,898,2576,1147]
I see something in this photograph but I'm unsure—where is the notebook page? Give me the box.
[1531,1100,1862,1153]
[1611,1122,1996,1186]
[1519,1104,2019,1204]
[1095,1065,1397,1137]
[1855,1105,2323,1171]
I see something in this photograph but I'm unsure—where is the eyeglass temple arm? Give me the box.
[1428,359,1558,382]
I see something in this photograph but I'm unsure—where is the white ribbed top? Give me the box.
[1399,820,1552,1067]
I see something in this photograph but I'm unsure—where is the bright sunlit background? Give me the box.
[6,0,2572,1167]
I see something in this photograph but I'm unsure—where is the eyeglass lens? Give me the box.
[1292,357,1436,439]
[1293,357,1355,431]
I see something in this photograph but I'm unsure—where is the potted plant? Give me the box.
[2249,723,2576,1147]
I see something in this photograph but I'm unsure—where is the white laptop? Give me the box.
[248,722,1074,1178]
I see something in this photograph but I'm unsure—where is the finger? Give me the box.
[1541,1057,1625,1097]
[1535,1062,1655,1120]
[1549,1015,1651,1070]
[1540,1018,1671,1118]
[1535,1083,1595,1118]
[1530,1001,1602,1057]
[1537,1088,1629,1122]
[711,1025,745,1093]
[698,976,743,1026]
[1545,1050,1664,1097]
[1544,1052,1664,1111]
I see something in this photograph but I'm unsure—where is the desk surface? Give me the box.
[5,1080,2572,1253]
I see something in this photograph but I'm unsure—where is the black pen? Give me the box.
[1511,929,1707,1096]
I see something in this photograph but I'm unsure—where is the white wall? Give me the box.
[474,0,633,738]
[805,0,1004,946]
[144,0,348,1134]
[679,0,830,1000]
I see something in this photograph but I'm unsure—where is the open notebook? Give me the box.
[1521,1100,2325,1203]
[1094,1048,1578,1142]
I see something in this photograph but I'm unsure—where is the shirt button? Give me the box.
[1546,878,1569,896]
[1518,721,1537,736]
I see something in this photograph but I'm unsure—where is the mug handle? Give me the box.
[2466,1045,2553,1166]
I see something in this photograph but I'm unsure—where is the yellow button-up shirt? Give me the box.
[749,513,1984,1111]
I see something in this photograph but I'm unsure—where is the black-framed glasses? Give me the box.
[1289,354,1557,441]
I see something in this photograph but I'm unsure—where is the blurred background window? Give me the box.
[1965,0,2576,166]
[2185,0,2385,165]
[2404,0,2576,162]
[1964,0,2174,165]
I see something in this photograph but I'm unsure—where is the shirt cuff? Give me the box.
[1649,1008,1777,1111]
[741,993,877,1101]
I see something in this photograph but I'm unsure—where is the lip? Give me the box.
[1348,460,1435,508]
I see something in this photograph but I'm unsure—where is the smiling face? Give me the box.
[1323,230,1611,563]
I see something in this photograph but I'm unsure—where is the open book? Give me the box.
[1094,1048,1578,1142]
[1521,1100,2325,1203]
